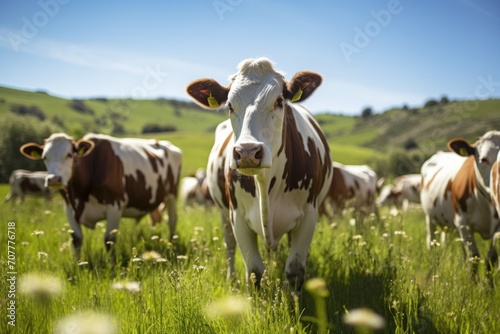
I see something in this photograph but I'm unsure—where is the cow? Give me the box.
[179,168,211,206]
[3,169,55,204]
[319,162,378,218]
[20,133,182,258]
[420,130,500,275]
[377,174,422,211]
[186,58,333,293]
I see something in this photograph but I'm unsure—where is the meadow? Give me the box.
[1,184,499,334]
[1,86,500,333]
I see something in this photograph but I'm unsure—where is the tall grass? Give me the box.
[1,186,499,333]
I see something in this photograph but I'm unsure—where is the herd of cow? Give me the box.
[4,58,500,293]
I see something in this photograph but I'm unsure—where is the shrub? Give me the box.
[141,124,177,134]
[69,99,94,115]
[10,104,46,120]
[423,99,438,108]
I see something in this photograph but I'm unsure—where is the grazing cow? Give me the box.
[179,168,210,206]
[20,133,182,257]
[320,162,378,218]
[377,174,422,211]
[4,169,55,204]
[420,130,500,274]
[186,58,332,293]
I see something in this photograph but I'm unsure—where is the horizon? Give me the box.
[1,1,499,115]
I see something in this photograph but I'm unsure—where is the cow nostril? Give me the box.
[233,148,241,161]
[255,147,263,161]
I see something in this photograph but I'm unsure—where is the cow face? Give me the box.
[186,58,322,176]
[448,130,500,187]
[20,133,94,188]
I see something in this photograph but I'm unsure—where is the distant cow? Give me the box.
[186,58,332,293]
[377,174,421,211]
[420,130,500,274]
[179,168,211,206]
[20,133,182,257]
[4,169,55,204]
[320,162,378,218]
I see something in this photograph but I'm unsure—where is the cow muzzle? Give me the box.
[45,175,64,188]
[233,144,264,170]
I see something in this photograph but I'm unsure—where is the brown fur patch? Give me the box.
[451,156,477,213]
[279,105,331,206]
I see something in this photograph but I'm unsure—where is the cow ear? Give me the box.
[20,143,44,160]
[186,79,229,110]
[448,138,475,156]
[75,139,95,157]
[284,71,322,103]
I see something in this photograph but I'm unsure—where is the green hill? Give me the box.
[1,85,498,180]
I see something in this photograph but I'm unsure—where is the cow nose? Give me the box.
[233,145,264,168]
[46,175,63,187]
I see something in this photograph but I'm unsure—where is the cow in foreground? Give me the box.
[186,58,332,293]
[4,169,55,204]
[20,133,182,258]
[420,130,500,275]
[320,162,378,218]
[377,174,421,211]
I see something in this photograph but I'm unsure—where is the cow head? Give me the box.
[448,130,500,188]
[20,133,94,188]
[186,58,322,176]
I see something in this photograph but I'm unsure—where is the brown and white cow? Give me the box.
[320,162,378,218]
[420,130,500,274]
[20,133,182,257]
[377,174,421,211]
[4,169,55,204]
[179,168,211,206]
[186,58,332,293]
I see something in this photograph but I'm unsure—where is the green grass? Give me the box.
[1,185,499,333]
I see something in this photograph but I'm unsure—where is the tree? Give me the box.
[361,107,373,119]
[440,96,450,104]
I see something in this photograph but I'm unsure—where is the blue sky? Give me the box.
[0,0,499,115]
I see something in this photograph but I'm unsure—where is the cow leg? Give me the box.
[487,232,500,272]
[221,213,237,281]
[286,207,317,295]
[65,204,83,259]
[104,207,121,254]
[231,210,265,288]
[425,214,436,250]
[166,196,177,239]
[455,216,480,277]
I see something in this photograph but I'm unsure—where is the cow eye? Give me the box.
[67,153,73,159]
[227,103,234,114]
[275,97,284,109]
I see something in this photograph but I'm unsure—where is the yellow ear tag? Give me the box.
[459,147,469,156]
[291,88,303,103]
[31,151,41,159]
[207,93,219,108]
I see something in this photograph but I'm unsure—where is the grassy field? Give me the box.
[1,184,499,334]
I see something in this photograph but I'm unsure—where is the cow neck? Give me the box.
[255,172,274,248]
[278,104,330,206]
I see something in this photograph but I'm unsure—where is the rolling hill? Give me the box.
[1,85,498,179]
